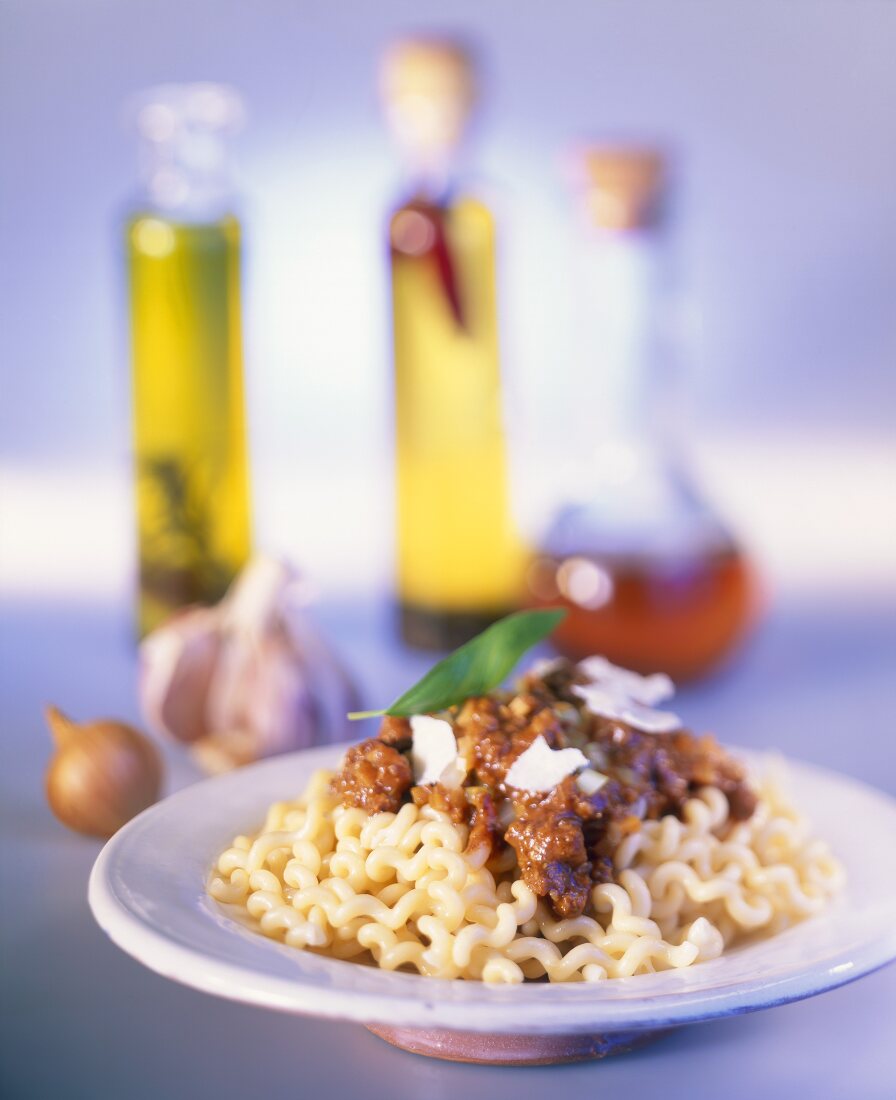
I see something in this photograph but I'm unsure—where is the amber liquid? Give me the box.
[390,195,525,648]
[127,213,252,635]
[527,545,755,681]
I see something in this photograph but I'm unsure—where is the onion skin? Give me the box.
[44,706,163,839]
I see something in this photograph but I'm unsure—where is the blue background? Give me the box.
[3,0,895,469]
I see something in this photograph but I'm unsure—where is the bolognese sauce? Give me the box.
[332,660,756,919]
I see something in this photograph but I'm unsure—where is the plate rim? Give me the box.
[88,744,896,1035]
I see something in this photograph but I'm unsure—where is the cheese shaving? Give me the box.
[577,655,674,706]
[576,767,610,795]
[410,715,462,785]
[504,735,589,793]
[572,683,681,733]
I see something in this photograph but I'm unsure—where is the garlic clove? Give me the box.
[191,729,261,775]
[197,559,359,769]
[281,602,361,738]
[200,631,318,772]
[139,607,220,743]
[138,555,360,773]
[221,554,302,637]
[45,706,163,839]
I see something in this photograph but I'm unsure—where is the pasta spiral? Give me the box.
[208,768,843,983]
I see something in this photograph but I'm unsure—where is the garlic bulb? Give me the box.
[139,556,359,772]
[45,706,163,838]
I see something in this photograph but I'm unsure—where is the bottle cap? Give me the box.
[575,146,666,230]
[379,38,477,168]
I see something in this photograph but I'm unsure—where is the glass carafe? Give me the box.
[527,147,756,681]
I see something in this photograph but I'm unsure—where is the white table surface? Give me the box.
[1,591,895,1099]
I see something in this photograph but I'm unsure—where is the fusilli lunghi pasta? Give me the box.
[208,766,843,984]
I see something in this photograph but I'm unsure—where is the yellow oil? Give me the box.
[126,213,251,635]
[390,195,525,645]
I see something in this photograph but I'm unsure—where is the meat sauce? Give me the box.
[332,661,756,919]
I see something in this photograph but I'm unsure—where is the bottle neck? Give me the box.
[135,129,238,221]
[135,165,236,223]
[129,84,244,222]
[551,221,728,559]
[396,147,467,208]
[556,220,701,546]
[578,224,668,448]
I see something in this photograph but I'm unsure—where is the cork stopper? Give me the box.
[576,146,666,230]
[379,38,477,167]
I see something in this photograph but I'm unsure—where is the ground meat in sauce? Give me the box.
[449,692,572,803]
[465,787,498,856]
[377,715,413,751]
[587,720,758,824]
[410,782,467,822]
[412,783,498,855]
[505,806,591,919]
[331,738,412,814]
[330,661,757,919]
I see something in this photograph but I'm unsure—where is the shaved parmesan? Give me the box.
[410,715,462,785]
[576,767,610,795]
[505,735,589,793]
[577,656,674,706]
[572,683,681,734]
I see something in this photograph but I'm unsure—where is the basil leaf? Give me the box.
[348,608,567,720]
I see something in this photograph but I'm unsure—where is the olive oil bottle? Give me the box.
[381,40,525,649]
[126,85,251,635]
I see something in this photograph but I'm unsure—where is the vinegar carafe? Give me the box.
[527,147,756,681]
[125,84,252,636]
[381,39,525,650]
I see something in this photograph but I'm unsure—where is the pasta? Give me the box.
[208,764,843,984]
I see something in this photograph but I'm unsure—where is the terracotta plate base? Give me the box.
[366,1024,667,1065]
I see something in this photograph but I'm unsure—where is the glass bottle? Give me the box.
[381,39,525,650]
[527,147,756,681]
[125,84,252,636]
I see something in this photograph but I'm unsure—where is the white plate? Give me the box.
[89,744,896,1054]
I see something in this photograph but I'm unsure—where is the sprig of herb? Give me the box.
[348,607,567,720]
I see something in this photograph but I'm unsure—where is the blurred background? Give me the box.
[2,0,895,610]
[2,4,896,1097]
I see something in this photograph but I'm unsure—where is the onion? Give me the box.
[44,706,162,838]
